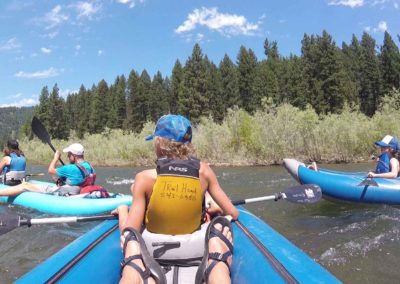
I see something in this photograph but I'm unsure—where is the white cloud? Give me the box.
[14,67,61,79]
[76,45,81,50]
[364,26,371,32]
[75,1,102,19]
[41,47,52,54]
[0,37,21,51]
[328,0,364,7]
[175,7,259,37]
[59,88,78,98]
[117,0,144,8]
[44,31,59,39]
[0,98,37,108]
[395,2,399,8]
[42,5,69,29]
[98,49,103,55]
[377,20,388,31]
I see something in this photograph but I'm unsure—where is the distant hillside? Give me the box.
[0,107,34,147]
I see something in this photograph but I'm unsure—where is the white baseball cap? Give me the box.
[63,143,84,155]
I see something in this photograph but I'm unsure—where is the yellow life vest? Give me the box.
[145,157,203,235]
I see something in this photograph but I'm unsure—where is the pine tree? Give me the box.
[380,31,400,95]
[76,85,90,138]
[47,84,69,139]
[35,86,51,125]
[149,71,169,122]
[108,75,127,129]
[125,70,139,131]
[237,46,258,113]
[281,56,310,108]
[179,44,208,122]
[264,38,279,60]
[89,80,109,133]
[170,60,184,114]
[359,32,381,116]
[218,54,240,110]
[204,59,223,122]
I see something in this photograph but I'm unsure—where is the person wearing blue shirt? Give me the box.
[0,143,95,196]
[367,135,400,179]
[0,140,26,186]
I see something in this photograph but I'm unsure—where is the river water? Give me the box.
[1,162,399,283]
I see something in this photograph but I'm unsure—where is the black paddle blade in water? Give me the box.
[282,184,322,204]
[31,116,50,144]
[0,213,21,235]
[358,178,379,187]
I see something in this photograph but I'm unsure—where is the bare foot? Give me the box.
[207,223,233,284]
[307,162,318,172]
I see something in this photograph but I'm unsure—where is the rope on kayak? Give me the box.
[44,222,119,284]
[235,220,299,284]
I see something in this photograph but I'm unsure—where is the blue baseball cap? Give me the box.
[375,135,399,151]
[145,114,192,143]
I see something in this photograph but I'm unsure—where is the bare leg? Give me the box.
[0,182,47,196]
[207,223,233,284]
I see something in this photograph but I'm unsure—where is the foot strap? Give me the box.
[204,251,232,283]
[121,254,151,284]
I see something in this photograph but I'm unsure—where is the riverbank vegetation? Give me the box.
[17,30,400,166]
[21,92,400,166]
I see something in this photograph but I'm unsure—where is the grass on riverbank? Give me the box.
[20,96,400,167]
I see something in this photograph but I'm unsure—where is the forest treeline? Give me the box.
[20,30,400,141]
[0,107,33,146]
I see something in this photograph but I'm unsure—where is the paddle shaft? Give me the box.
[20,214,117,226]
[232,194,280,206]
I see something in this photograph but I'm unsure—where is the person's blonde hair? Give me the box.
[155,136,195,160]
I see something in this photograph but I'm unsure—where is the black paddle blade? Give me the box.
[358,178,379,187]
[0,213,21,235]
[282,184,322,204]
[31,116,50,144]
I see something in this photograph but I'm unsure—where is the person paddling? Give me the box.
[116,114,239,284]
[0,140,26,186]
[367,135,399,179]
[0,143,98,196]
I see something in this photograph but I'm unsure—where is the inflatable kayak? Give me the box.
[0,180,132,215]
[283,158,400,204]
[18,207,339,283]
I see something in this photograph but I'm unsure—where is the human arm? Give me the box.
[368,158,399,178]
[202,162,239,220]
[120,170,154,231]
[0,156,10,173]
[48,150,61,176]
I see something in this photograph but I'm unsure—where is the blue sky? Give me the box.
[1,0,399,107]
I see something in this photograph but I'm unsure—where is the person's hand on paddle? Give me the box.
[204,193,223,222]
[53,150,61,162]
[367,171,376,178]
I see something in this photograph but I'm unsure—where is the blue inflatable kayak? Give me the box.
[0,180,132,215]
[18,207,339,283]
[283,158,400,204]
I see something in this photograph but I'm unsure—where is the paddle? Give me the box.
[31,116,65,165]
[0,214,117,235]
[232,184,322,205]
[0,184,322,235]
[26,173,45,177]
[358,177,379,187]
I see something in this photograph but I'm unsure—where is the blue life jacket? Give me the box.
[2,152,26,185]
[375,152,391,174]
